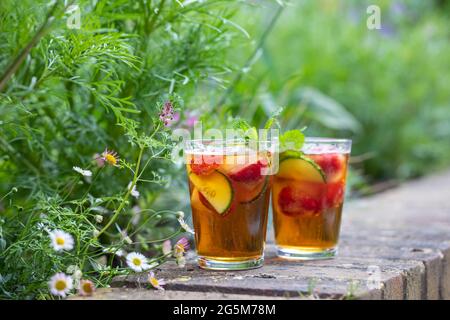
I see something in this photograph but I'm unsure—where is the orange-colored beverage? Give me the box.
[272,138,351,259]
[185,140,274,270]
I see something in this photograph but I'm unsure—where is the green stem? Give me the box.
[94,147,144,241]
[79,147,144,270]
[0,136,40,175]
[146,0,166,35]
[0,1,63,92]
[81,167,104,200]
[215,4,284,108]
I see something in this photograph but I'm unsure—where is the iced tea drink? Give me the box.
[272,138,351,259]
[185,140,274,270]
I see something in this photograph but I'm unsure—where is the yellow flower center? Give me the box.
[150,277,159,287]
[55,280,67,291]
[132,258,142,266]
[175,244,185,255]
[104,154,117,165]
[56,237,65,245]
[82,282,93,294]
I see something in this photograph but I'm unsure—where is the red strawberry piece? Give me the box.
[278,186,321,217]
[190,156,220,175]
[314,154,343,177]
[229,160,267,182]
[325,182,345,208]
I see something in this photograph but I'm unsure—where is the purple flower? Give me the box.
[159,101,175,127]
[174,237,190,257]
[166,112,180,127]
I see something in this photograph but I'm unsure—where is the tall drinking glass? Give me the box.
[185,139,275,270]
[272,138,352,260]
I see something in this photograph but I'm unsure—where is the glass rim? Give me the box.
[304,137,352,144]
[184,138,276,144]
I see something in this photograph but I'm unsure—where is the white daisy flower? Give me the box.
[126,252,151,272]
[49,273,73,297]
[49,229,74,251]
[177,217,195,234]
[73,166,93,177]
[78,279,95,296]
[115,249,125,257]
[127,182,140,198]
[148,272,166,291]
[103,247,125,257]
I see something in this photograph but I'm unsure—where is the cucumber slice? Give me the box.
[239,175,269,204]
[189,170,234,215]
[277,155,326,183]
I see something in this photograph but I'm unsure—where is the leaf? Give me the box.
[280,129,305,151]
[113,107,141,114]
[264,106,284,130]
[231,118,258,140]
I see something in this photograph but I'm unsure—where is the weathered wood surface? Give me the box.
[83,170,450,300]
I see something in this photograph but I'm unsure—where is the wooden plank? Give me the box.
[103,170,450,300]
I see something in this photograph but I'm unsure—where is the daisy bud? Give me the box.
[95,215,103,223]
[93,229,100,238]
[176,211,184,219]
[73,269,83,280]
[124,236,132,244]
[66,265,78,274]
[176,255,186,268]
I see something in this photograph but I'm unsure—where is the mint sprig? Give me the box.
[280,129,305,151]
[231,118,258,140]
[264,106,284,130]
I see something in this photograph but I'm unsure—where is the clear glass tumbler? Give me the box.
[185,139,276,270]
[272,138,352,260]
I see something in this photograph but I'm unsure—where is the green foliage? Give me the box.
[226,0,450,183]
[280,130,305,152]
[231,118,258,140]
[0,0,245,299]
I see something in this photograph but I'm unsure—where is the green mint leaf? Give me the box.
[231,118,251,131]
[264,106,284,130]
[280,129,305,151]
[231,118,258,140]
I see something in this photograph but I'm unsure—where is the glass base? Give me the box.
[197,256,264,270]
[276,246,337,260]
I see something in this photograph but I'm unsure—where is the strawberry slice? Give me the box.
[229,160,268,182]
[278,186,321,217]
[325,182,345,208]
[190,156,220,175]
[312,154,344,178]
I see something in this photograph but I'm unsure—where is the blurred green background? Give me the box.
[218,0,450,193]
